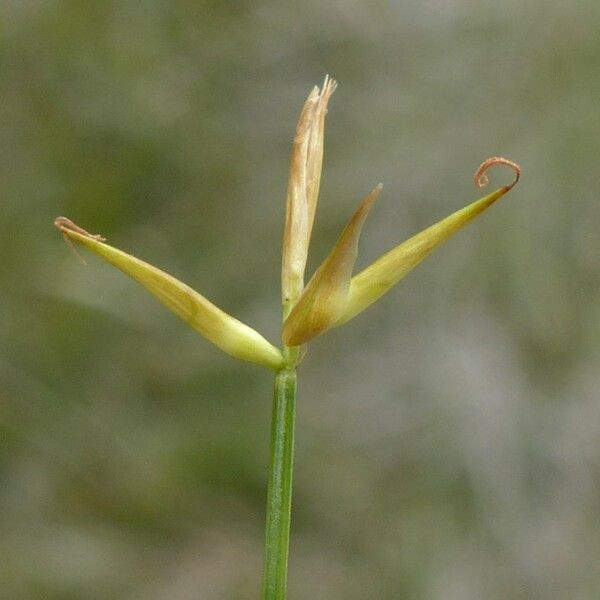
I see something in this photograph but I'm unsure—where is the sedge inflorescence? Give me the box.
[55,76,520,370]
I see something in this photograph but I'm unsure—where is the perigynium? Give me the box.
[55,76,520,599]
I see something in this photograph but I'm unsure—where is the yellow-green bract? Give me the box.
[282,185,512,345]
[283,184,382,345]
[56,225,284,370]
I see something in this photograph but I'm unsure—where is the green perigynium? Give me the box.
[55,76,520,599]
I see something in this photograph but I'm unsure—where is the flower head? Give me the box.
[55,79,520,370]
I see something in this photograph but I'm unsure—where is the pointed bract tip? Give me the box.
[474,157,521,191]
[319,75,337,104]
[282,184,381,346]
[321,74,336,89]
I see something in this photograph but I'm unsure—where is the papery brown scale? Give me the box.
[281,87,319,306]
[281,78,337,313]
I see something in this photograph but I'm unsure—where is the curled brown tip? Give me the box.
[54,216,106,242]
[474,157,521,191]
[54,216,106,265]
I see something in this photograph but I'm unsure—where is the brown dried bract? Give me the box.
[474,157,521,191]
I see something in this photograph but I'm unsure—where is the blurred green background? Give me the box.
[2,1,600,598]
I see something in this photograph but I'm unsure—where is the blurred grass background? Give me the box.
[2,1,600,598]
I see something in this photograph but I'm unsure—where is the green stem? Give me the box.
[262,366,297,599]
